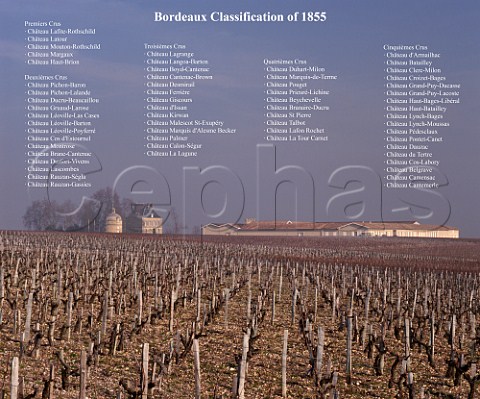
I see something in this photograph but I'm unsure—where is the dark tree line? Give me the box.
[23,187,131,232]
[23,187,202,234]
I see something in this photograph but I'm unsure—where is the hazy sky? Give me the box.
[1,0,479,236]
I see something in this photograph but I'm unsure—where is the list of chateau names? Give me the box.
[383,44,461,189]
[263,58,337,143]
[144,43,237,158]
[25,20,99,66]
[24,20,101,189]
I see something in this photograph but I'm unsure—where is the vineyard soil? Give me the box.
[0,231,479,398]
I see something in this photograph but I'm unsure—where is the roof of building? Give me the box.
[106,208,122,222]
[203,220,458,232]
[128,204,162,219]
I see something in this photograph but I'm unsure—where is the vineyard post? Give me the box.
[316,326,324,382]
[301,265,306,288]
[108,270,113,302]
[331,371,339,398]
[79,349,87,399]
[467,363,478,399]
[10,357,19,399]
[350,288,355,311]
[376,324,386,375]
[13,307,20,336]
[84,269,90,305]
[224,288,230,327]
[291,288,297,325]
[177,260,183,298]
[141,343,149,399]
[193,339,201,399]
[19,332,25,360]
[24,292,33,342]
[271,291,276,325]
[430,311,435,366]
[133,263,138,294]
[246,273,252,322]
[154,272,159,308]
[407,372,414,399]
[56,264,62,299]
[169,289,175,333]
[211,278,216,311]
[138,289,143,327]
[397,287,402,331]
[112,323,120,356]
[48,362,55,399]
[423,286,429,318]
[278,266,283,301]
[48,301,56,346]
[34,322,41,359]
[354,312,359,344]
[448,288,452,313]
[95,331,101,367]
[196,288,201,323]
[470,312,476,341]
[238,332,249,399]
[346,308,353,384]
[379,279,386,313]
[405,318,411,371]
[66,291,73,342]
[332,286,336,323]
[411,289,417,321]
[101,294,108,337]
[282,329,288,398]
[192,259,198,301]
[258,262,262,287]
[470,313,477,359]
[436,288,442,331]
[362,287,371,348]
[450,314,456,351]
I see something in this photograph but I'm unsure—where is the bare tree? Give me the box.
[164,206,182,235]
[23,199,60,231]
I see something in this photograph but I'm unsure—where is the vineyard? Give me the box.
[1,231,480,398]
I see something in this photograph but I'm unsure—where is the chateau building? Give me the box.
[202,219,459,239]
[125,204,163,235]
[105,208,123,233]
